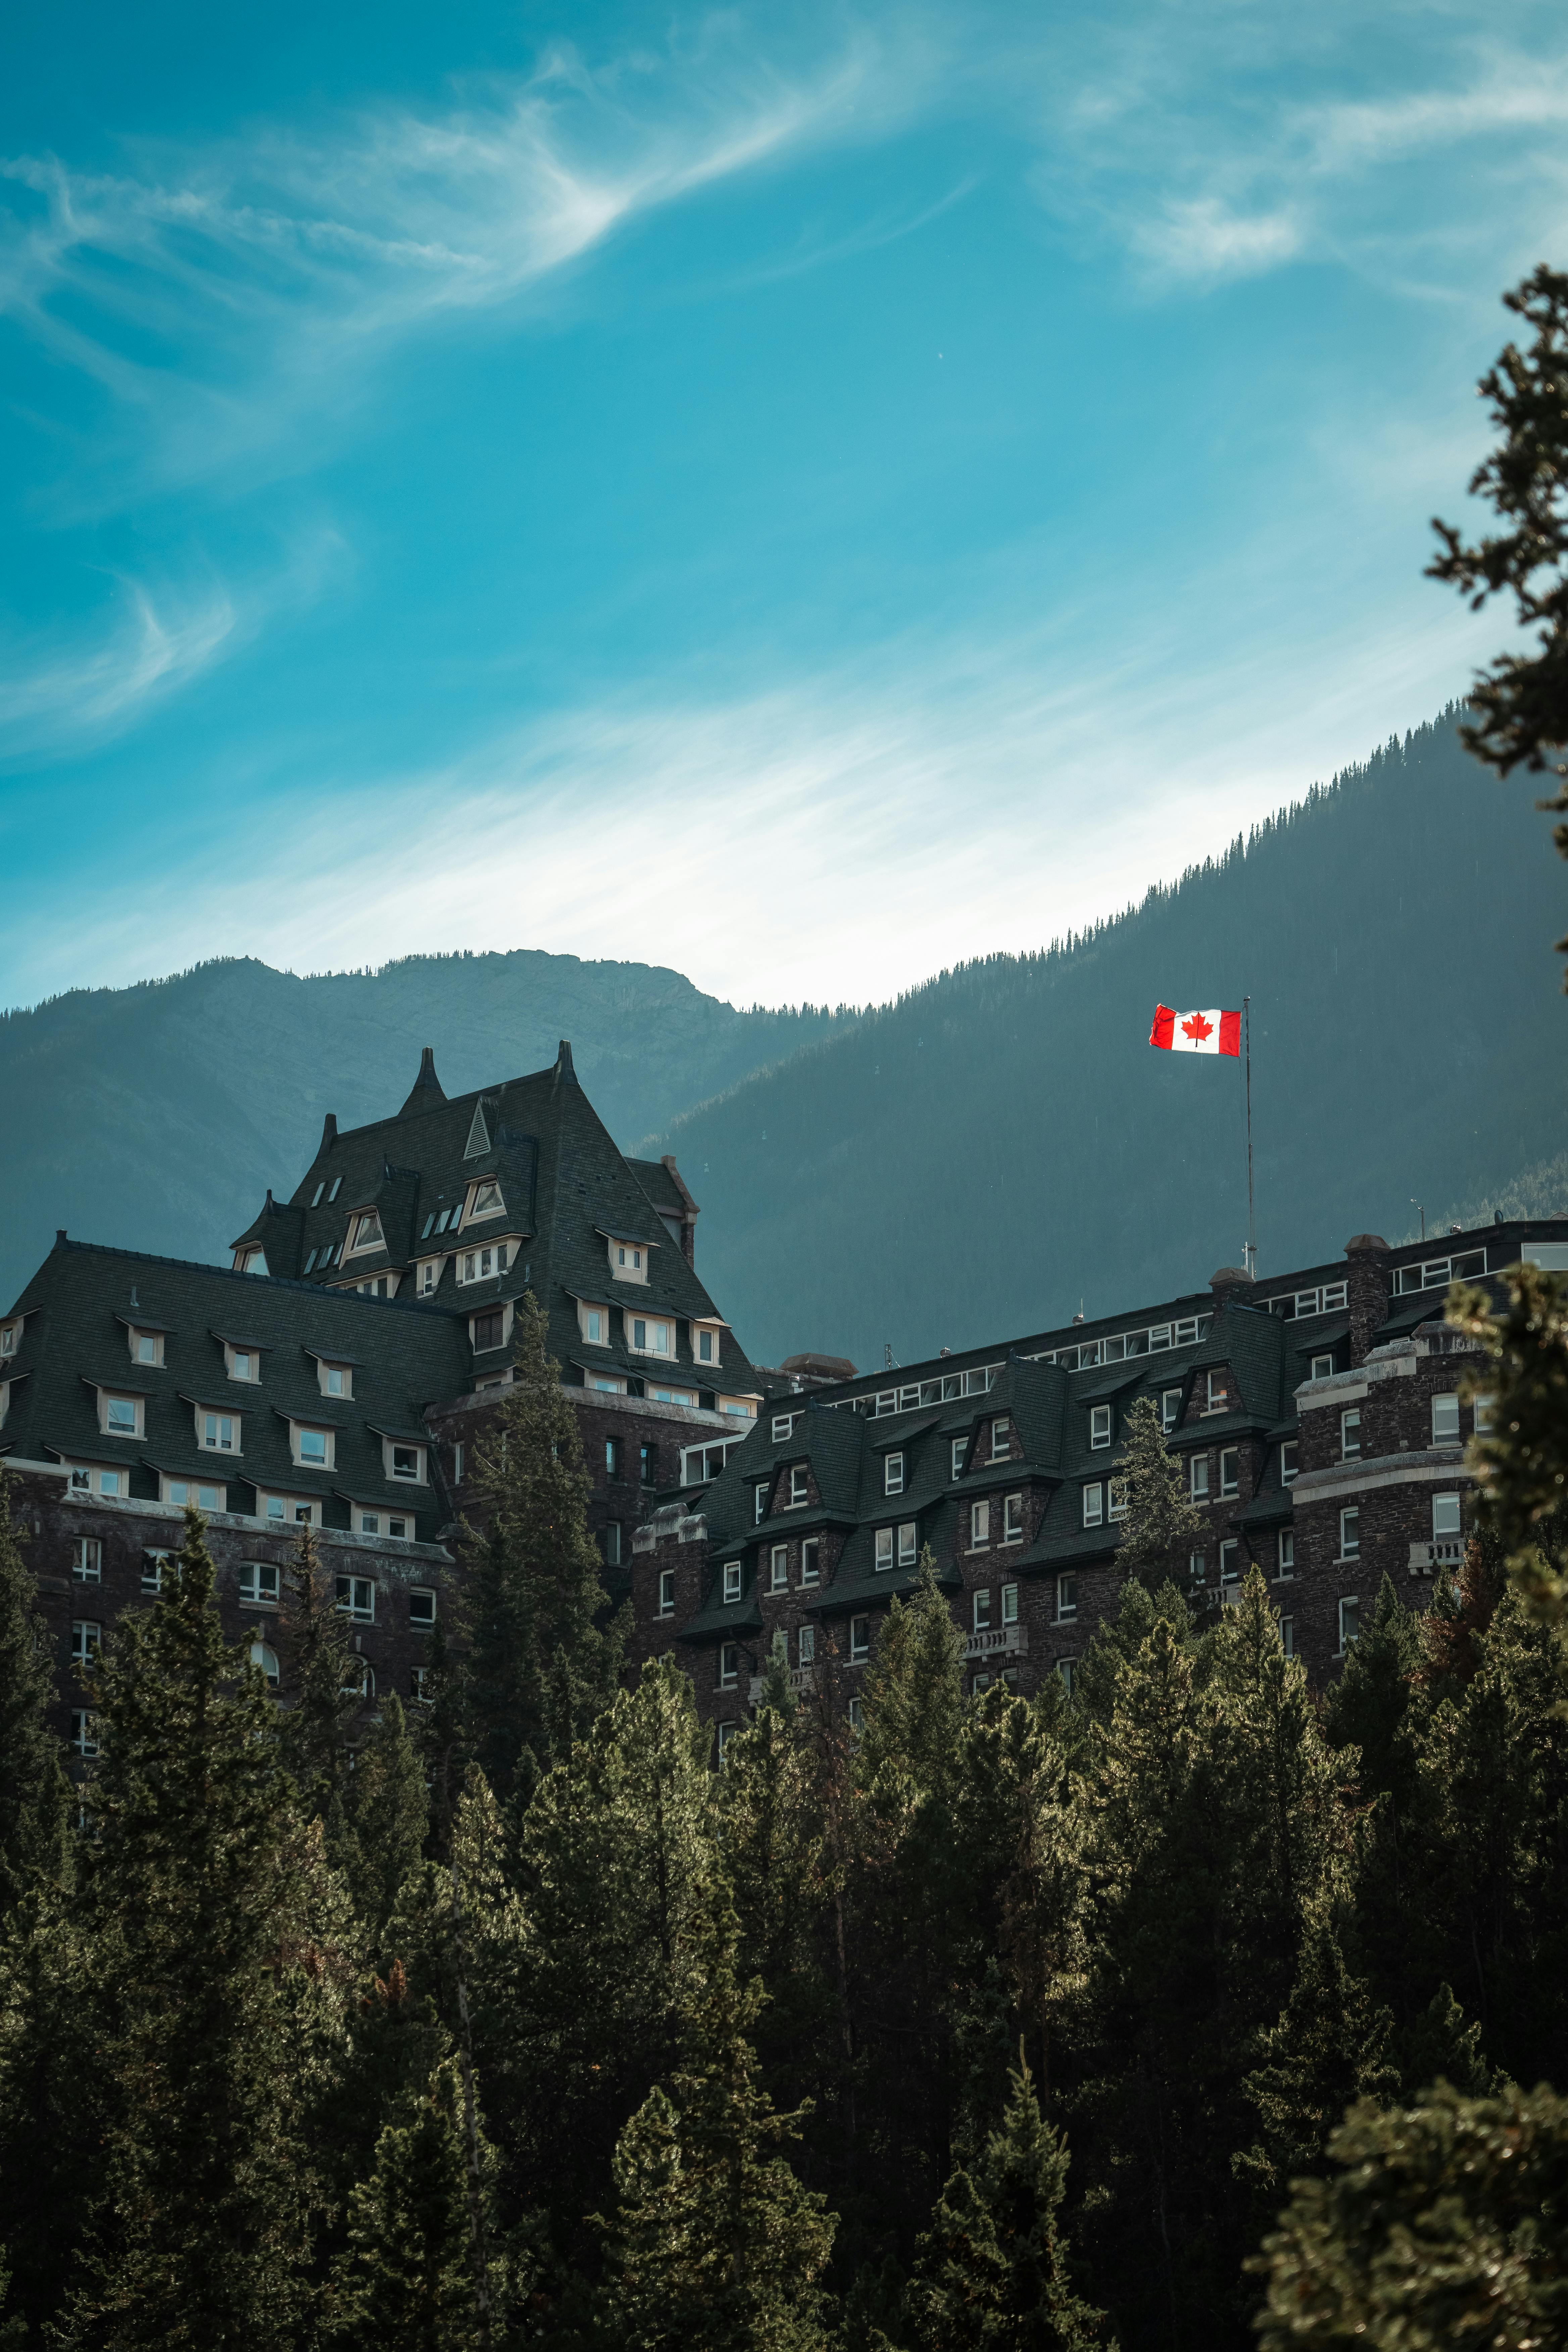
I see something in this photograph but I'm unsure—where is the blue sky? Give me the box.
[1,0,1562,1013]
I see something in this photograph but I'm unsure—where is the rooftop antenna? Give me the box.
[1411,1199,1425,1244]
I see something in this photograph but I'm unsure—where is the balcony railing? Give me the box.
[964,1624,1028,1660]
[1408,1537,1464,1577]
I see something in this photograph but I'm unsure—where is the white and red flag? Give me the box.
[1149,1005,1241,1057]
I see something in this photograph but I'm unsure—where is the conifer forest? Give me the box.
[3,1247,1568,2351]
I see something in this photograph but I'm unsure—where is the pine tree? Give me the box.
[277,1520,359,1818]
[910,2051,1104,2352]
[58,1506,314,2349]
[1254,2081,1568,2349]
[1108,1396,1208,1590]
[599,1882,836,2352]
[349,1693,431,1953]
[0,1471,67,1913]
[464,1294,628,1809]
[1235,1916,1397,2205]
[332,2061,487,2351]
[717,1697,836,2110]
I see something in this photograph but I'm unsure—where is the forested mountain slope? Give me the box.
[0,953,843,1310]
[650,713,1568,1366]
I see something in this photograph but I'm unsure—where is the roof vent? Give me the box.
[399,1047,446,1117]
[463,1101,491,1158]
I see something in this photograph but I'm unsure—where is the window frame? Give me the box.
[1432,1492,1462,1539]
[770,1544,789,1592]
[1219,1446,1239,1498]
[1161,1386,1182,1434]
[1001,1580,1018,1626]
[970,1498,991,1549]
[335,1575,376,1624]
[788,1465,810,1509]
[72,1537,102,1583]
[800,1538,821,1587]
[658,1568,676,1617]
[238,1561,280,1608]
[1337,1595,1359,1655]
[1280,1439,1299,1484]
[718,1643,739,1690]
[897,1520,918,1568]
[722,1560,743,1604]
[1082,1482,1104,1528]
[849,1614,871,1663]
[990,1415,1011,1461]
[1276,1527,1295,1578]
[1219,1538,1239,1585]
[1189,1453,1210,1501]
[100,1390,143,1440]
[1088,1404,1112,1450]
[199,1407,240,1455]
[875,1526,894,1572]
[973,1587,992,1632]
[884,1451,905,1497]
[1056,1572,1077,1622]
[1339,1506,1360,1560]
[951,1437,967,1481]
[1431,1392,1461,1446]
[1340,1408,1362,1461]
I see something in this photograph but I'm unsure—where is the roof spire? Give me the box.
[554,1038,578,1087]
[399,1046,446,1116]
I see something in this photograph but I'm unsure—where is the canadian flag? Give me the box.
[1149,1004,1241,1057]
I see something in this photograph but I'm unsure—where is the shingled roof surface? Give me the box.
[231,1043,767,1408]
[1,1240,469,1539]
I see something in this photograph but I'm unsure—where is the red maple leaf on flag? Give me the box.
[1181,1013,1213,1042]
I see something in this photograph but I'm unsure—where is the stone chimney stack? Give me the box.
[1344,1234,1391,1365]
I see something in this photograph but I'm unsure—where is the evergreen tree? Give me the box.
[277,1520,359,1818]
[1254,2081,1568,2349]
[0,1471,67,1914]
[599,1883,836,2352]
[910,2052,1104,2352]
[58,1507,315,2349]
[718,1698,836,2112]
[1107,1397,1208,1590]
[1072,1573,1199,1729]
[1235,1916,1396,2205]
[414,1614,470,1862]
[349,1693,431,1953]
[464,1294,629,1809]
[0,1877,107,2338]
[332,2060,488,2351]
[1448,1263,1568,1619]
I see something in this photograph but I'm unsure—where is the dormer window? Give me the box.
[127,1327,164,1367]
[198,1409,239,1454]
[884,1452,904,1496]
[417,1259,442,1296]
[317,1360,353,1399]
[468,1179,504,1221]
[0,1322,17,1358]
[99,1391,143,1439]
[693,1322,722,1366]
[383,1439,427,1485]
[578,1301,610,1347]
[1089,1405,1112,1450]
[990,1416,1010,1461]
[629,1316,673,1358]
[224,1343,261,1383]
[458,1245,507,1285]
[788,1464,809,1509]
[235,1249,267,1277]
[290,1423,334,1472]
[608,1237,649,1285]
[347,1211,384,1257]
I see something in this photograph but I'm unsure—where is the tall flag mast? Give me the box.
[1149,997,1254,1274]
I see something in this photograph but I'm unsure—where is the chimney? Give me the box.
[1343,1234,1391,1365]
[1209,1265,1254,1307]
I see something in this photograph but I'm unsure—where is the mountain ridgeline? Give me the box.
[0,708,1562,1357]
[650,710,1568,1364]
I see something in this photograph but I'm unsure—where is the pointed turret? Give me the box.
[399,1046,446,1117]
[554,1038,578,1087]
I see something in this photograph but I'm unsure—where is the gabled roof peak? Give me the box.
[399,1046,446,1117]
[554,1039,578,1087]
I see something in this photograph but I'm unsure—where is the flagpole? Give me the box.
[1244,995,1256,1279]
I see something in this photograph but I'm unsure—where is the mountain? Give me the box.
[646,712,1568,1366]
[3,710,1563,1357]
[0,952,845,1313]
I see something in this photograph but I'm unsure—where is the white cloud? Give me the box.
[1133,197,1303,281]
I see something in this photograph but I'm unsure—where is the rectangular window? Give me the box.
[1280,1617,1295,1658]
[1433,1492,1462,1539]
[697,1328,716,1364]
[1276,1528,1295,1578]
[1311,1352,1335,1381]
[1057,1572,1078,1621]
[1219,1447,1238,1498]
[604,1436,622,1480]
[789,1466,809,1508]
[1219,1539,1239,1585]
[238,1561,279,1607]
[1189,1551,1206,1583]
[991,1416,1011,1461]
[798,1625,816,1666]
[582,1305,605,1344]
[72,1538,101,1583]
[410,1666,432,1704]
[849,1615,871,1662]
[1340,1409,1361,1461]
[1189,1455,1210,1501]
[951,1437,967,1481]
[884,1452,905,1496]
[336,1576,375,1622]
[603,1521,622,1567]
[754,1480,771,1525]
[297,1428,329,1466]
[129,1328,162,1366]
[718,1645,739,1689]
[359,1513,381,1536]
[723,1560,742,1603]
[970,1499,991,1548]
[770,1544,789,1591]
[897,1521,918,1567]
[165,1479,224,1512]
[973,1588,992,1632]
[1001,1580,1018,1625]
[71,1621,100,1666]
[1206,1371,1226,1413]
[847,1695,864,1733]
[142,1551,170,1592]
[1107,1476,1129,1522]
[658,1568,676,1616]
[1280,1440,1299,1484]
[1431,1393,1461,1445]
[70,1708,99,1757]
[1057,1658,1076,1699]
[227,1346,259,1382]
[1082,1483,1103,1528]
[1340,1507,1360,1560]
[419,1262,439,1296]
[800,1539,821,1587]
[472,1310,505,1352]
[875,1527,894,1572]
[1089,1404,1112,1450]
[409,1588,437,1627]
[453,1444,465,1483]
[388,1517,409,1540]
[1338,1595,1360,1654]
[771,1414,797,1442]
[639,1443,657,1488]
[202,1412,237,1453]
[1162,1387,1182,1434]
[630,1317,672,1356]
[104,1395,139,1436]
[390,1445,422,1483]
[1473,1393,1494,1434]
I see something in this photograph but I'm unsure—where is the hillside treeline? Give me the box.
[1,1307,1565,2349]
[662,710,1568,1363]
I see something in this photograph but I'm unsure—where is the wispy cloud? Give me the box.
[0,22,937,507]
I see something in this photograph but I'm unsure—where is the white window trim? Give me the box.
[608,1237,650,1285]
[884,1452,905,1496]
[382,1437,428,1486]
[693,1321,723,1367]
[456,1243,509,1288]
[126,1326,165,1367]
[1089,1405,1112,1450]
[1001,1492,1024,1544]
[577,1297,612,1349]
[658,1568,676,1616]
[159,1473,228,1513]
[1083,1482,1104,1528]
[344,1211,386,1259]
[224,1343,262,1383]
[466,1180,505,1223]
[627,1315,676,1360]
[98,1389,144,1440]
[315,1360,355,1400]
[290,1422,336,1474]
[257,1491,321,1529]
[195,1405,242,1456]
[970,1499,991,1549]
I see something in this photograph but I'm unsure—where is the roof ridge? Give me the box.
[42,1238,456,1315]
